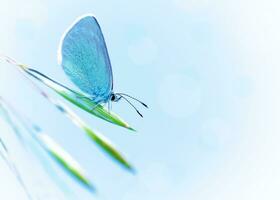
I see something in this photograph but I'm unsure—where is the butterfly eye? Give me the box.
[111,95,116,101]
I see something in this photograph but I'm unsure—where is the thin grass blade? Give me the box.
[0,138,33,200]
[34,133,95,192]
[27,68,135,131]
[0,98,96,193]
[0,98,25,145]
[60,105,135,172]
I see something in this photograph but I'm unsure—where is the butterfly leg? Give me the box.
[90,97,104,112]
[90,103,100,111]
[107,101,112,113]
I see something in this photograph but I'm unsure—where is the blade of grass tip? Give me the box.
[27,136,78,199]
[0,55,135,131]
[26,68,135,131]
[0,137,34,200]
[0,99,96,194]
[34,133,96,193]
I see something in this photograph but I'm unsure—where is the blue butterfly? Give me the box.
[58,14,147,117]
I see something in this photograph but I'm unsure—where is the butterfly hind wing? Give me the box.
[58,15,113,102]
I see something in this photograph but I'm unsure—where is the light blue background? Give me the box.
[0,0,279,199]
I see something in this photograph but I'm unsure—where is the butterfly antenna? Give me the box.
[120,96,143,117]
[116,93,148,108]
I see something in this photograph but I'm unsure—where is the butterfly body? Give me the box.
[58,14,147,116]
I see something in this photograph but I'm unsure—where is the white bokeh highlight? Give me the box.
[0,0,47,53]
[174,0,210,13]
[122,163,173,200]
[158,74,202,118]
[0,0,48,93]
[127,37,158,66]
[199,118,233,150]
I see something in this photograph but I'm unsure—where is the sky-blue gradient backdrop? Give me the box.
[0,0,280,200]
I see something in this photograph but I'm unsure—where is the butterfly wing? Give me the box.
[58,15,113,102]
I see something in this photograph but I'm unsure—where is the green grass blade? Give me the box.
[25,68,135,131]
[0,97,95,193]
[56,103,135,172]
[84,126,135,172]
[0,56,135,172]
[35,133,95,192]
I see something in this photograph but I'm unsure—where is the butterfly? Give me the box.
[58,14,148,117]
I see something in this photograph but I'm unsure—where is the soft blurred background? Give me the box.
[0,0,279,199]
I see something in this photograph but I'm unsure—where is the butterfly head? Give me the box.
[111,93,148,117]
[110,93,120,102]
